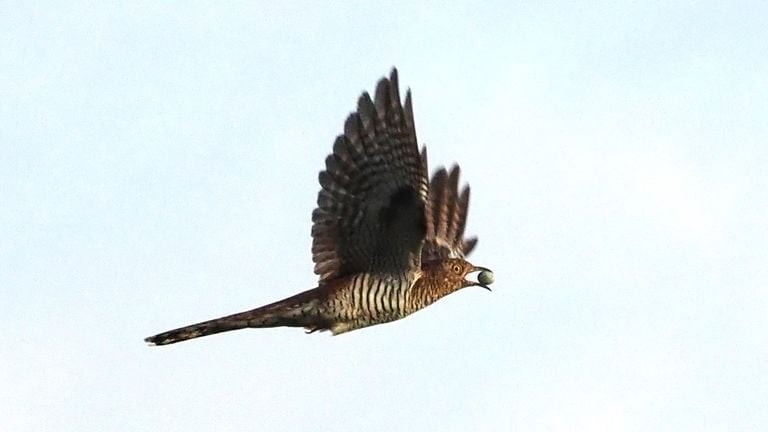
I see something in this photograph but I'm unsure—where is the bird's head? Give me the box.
[436,258,494,291]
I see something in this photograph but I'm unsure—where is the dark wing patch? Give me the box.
[421,163,478,262]
[311,69,429,282]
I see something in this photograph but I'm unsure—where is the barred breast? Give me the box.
[326,272,415,334]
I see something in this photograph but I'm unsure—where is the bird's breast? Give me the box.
[325,272,416,331]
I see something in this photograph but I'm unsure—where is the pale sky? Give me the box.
[2,2,767,431]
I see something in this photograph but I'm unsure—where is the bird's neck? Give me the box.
[407,268,458,313]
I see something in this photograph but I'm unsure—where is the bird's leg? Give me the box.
[304,325,324,334]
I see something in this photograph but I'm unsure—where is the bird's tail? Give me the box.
[144,289,323,346]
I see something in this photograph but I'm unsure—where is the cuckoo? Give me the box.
[145,69,494,345]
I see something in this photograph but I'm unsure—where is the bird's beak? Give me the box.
[466,266,494,291]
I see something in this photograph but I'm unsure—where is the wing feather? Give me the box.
[311,69,429,282]
[421,164,478,261]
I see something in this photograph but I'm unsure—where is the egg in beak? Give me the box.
[464,266,494,291]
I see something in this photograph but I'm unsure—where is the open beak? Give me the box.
[466,266,494,291]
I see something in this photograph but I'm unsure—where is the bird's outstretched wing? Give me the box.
[311,69,429,282]
[421,163,478,262]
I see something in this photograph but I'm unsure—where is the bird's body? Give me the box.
[145,69,494,346]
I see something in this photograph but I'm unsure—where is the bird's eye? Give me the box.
[452,264,462,274]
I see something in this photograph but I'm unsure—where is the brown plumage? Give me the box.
[145,68,494,346]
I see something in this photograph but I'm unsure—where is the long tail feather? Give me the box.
[145,289,322,346]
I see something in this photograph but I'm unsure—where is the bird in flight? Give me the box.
[145,68,494,346]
